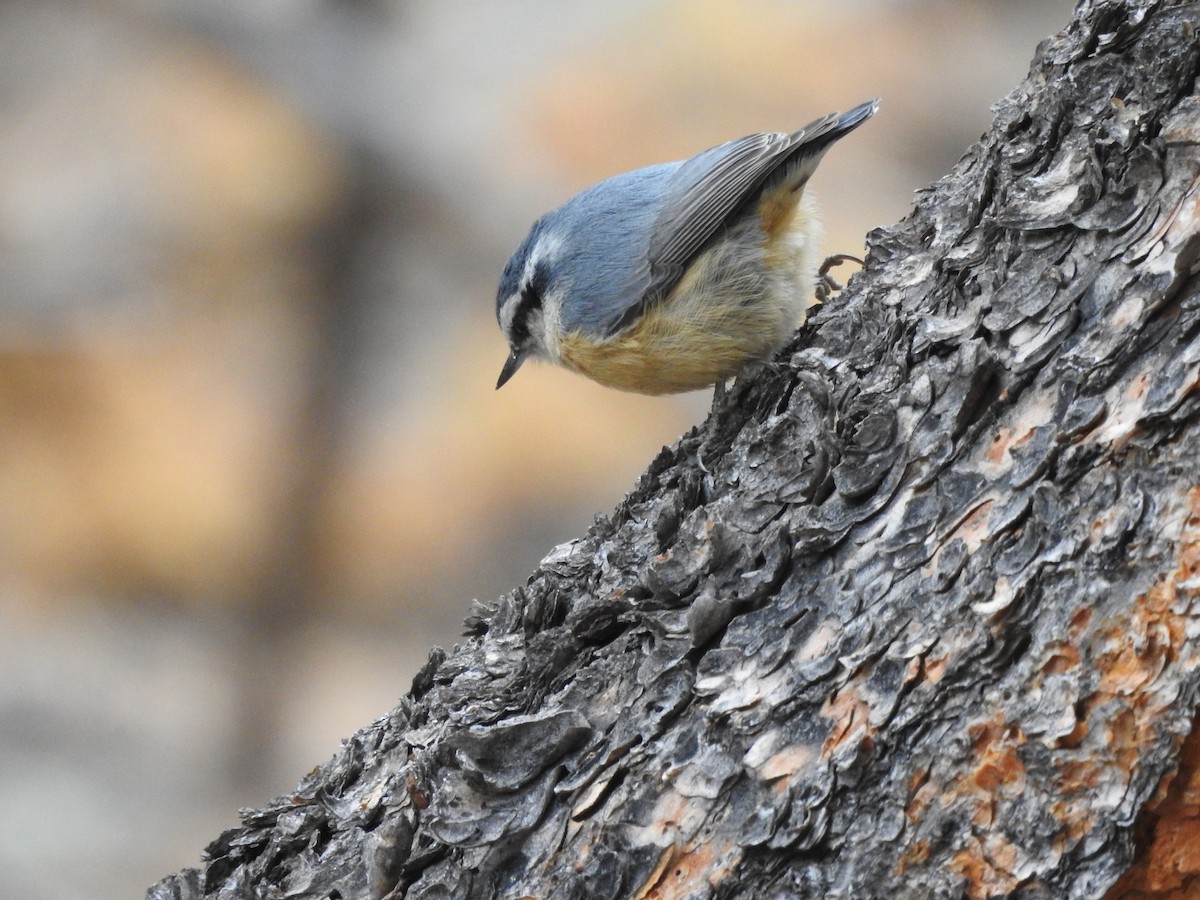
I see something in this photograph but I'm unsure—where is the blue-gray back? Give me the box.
[546,162,676,338]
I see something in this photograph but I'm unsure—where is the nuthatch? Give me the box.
[495,99,877,394]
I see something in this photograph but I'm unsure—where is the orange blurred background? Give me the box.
[0,1,1074,896]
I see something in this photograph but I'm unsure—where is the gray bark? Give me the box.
[150,0,1200,897]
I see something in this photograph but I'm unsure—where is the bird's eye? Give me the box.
[509,309,532,346]
[509,261,551,346]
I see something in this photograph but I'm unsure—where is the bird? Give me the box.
[495,99,877,395]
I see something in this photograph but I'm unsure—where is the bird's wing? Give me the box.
[610,100,877,335]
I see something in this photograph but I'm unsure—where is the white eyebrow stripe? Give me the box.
[522,230,565,289]
[498,294,520,332]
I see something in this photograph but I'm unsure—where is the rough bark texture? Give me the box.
[150,1,1200,897]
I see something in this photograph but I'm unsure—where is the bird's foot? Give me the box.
[815,253,865,303]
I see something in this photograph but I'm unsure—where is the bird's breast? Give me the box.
[557,264,790,394]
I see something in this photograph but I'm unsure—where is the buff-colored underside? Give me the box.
[558,296,794,393]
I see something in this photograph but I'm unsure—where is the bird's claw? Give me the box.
[816,253,865,303]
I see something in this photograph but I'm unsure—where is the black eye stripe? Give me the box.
[510,260,551,346]
[509,308,532,345]
[523,261,550,308]
[520,286,541,308]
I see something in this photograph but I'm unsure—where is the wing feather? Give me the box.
[638,99,878,315]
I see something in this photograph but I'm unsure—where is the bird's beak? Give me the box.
[496,348,526,389]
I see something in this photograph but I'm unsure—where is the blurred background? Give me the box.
[0,0,1074,896]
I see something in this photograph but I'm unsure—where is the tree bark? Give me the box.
[150,0,1200,897]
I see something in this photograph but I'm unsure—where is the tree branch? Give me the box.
[151,0,1200,897]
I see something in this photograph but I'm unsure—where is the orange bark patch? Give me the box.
[966,719,1029,823]
[821,682,873,760]
[634,840,743,899]
[900,717,1028,891]
[943,499,996,553]
[950,836,1021,900]
[904,839,931,867]
[1126,371,1152,401]
[902,719,1027,833]
[1068,606,1094,643]
[1101,487,1200,898]
[759,743,819,781]
[1055,719,1089,750]
[904,773,938,825]
[1041,642,1082,674]
[903,487,1200,893]
[986,427,1013,465]
[923,654,949,683]
[1104,724,1200,898]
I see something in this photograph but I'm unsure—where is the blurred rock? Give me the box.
[0,2,343,606]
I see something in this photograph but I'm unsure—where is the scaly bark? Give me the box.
[151,1,1200,897]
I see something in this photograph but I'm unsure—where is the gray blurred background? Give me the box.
[0,1,1074,896]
